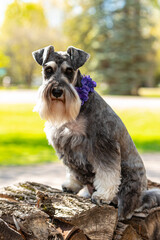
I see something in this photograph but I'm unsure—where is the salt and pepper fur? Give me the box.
[32,45,160,220]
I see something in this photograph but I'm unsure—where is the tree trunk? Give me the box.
[0,180,160,240]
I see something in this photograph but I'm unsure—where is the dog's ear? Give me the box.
[32,45,54,65]
[67,46,90,70]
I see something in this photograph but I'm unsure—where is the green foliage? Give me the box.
[21,3,47,27]
[63,0,108,76]
[0,1,64,87]
[2,1,47,37]
[103,0,155,95]
[0,103,159,165]
[64,0,156,95]
[0,48,10,68]
[150,0,160,7]
[0,1,46,87]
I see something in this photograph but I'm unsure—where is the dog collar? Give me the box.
[75,75,96,105]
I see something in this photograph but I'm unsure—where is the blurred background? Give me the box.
[0,0,160,187]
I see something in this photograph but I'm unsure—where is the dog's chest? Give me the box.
[45,117,87,148]
[45,118,95,184]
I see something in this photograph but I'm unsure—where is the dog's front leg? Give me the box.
[62,167,83,194]
[92,165,121,205]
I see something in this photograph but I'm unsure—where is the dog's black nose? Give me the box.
[52,89,63,98]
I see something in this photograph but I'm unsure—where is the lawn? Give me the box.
[116,108,160,153]
[0,104,58,165]
[0,104,159,165]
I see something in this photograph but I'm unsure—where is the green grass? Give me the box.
[0,104,159,166]
[0,104,58,165]
[116,109,160,153]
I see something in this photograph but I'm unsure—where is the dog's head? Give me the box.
[32,45,89,125]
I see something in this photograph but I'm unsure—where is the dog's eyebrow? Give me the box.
[61,61,72,70]
[44,61,57,68]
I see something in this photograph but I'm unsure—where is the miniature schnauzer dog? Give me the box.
[32,45,160,220]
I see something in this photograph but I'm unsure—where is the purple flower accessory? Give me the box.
[75,75,97,105]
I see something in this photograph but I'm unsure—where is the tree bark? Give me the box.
[0,180,160,240]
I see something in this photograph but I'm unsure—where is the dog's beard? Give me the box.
[33,82,81,125]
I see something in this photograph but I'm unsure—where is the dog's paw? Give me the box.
[91,191,111,206]
[118,205,134,221]
[62,186,76,194]
[62,182,82,194]
[118,211,134,221]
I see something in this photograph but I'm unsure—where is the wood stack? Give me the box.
[0,180,159,240]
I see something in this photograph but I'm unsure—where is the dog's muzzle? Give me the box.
[51,88,63,98]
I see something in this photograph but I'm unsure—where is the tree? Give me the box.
[63,0,108,77]
[0,0,63,87]
[102,0,155,95]
[148,3,160,86]
[0,48,10,68]
[63,0,155,95]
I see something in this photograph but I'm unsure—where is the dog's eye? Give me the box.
[45,67,53,75]
[65,68,73,75]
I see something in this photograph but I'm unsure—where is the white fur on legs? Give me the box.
[92,167,121,205]
[78,186,91,198]
[62,168,83,194]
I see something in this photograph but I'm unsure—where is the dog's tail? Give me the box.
[137,188,160,212]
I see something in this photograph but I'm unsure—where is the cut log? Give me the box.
[113,222,142,240]
[0,180,159,240]
[0,218,24,240]
[122,180,160,240]
[123,207,160,240]
[70,206,118,240]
